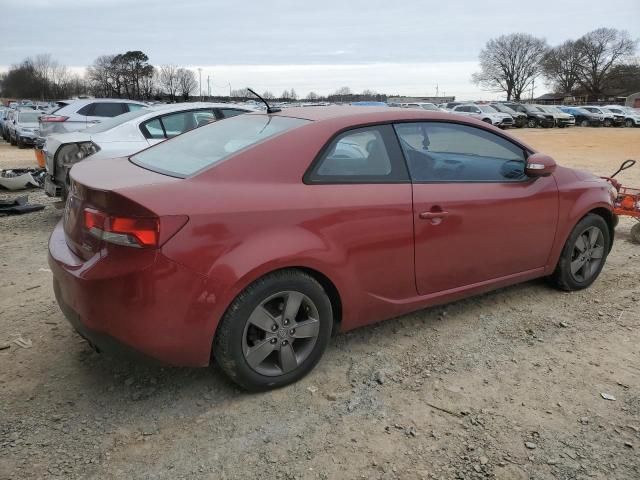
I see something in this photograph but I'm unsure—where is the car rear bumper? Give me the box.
[48,220,215,367]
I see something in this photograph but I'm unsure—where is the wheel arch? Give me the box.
[586,207,616,252]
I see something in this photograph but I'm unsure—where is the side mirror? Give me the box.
[526,153,556,177]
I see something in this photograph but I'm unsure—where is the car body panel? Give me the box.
[49,107,614,366]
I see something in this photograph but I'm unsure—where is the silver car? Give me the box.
[537,106,575,128]
[43,102,255,198]
[38,98,148,140]
[450,104,514,128]
[9,110,44,147]
[603,105,640,127]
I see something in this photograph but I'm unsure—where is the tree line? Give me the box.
[473,27,638,101]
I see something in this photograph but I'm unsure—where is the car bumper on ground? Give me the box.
[48,220,215,367]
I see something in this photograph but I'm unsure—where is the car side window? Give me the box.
[218,108,246,119]
[193,110,216,127]
[127,103,146,112]
[161,112,194,137]
[142,118,165,139]
[394,122,527,183]
[306,125,408,183]
[91,103,125,117]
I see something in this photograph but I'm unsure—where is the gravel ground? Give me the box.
[1,128,639,480]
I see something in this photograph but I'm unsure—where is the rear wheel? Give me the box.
[213,270,333,391]
[580,119,589,127]
[527,118,537,128]
[17,138,25,149]
[549,214,610,291]
[604,119,612,127]
[625,119,634,128]
[10,135,16,146]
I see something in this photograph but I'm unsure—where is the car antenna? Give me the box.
[247,88,281,114]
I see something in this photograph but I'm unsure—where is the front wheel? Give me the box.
[213,270,333,391]
[625,119,634,128]
[631,223,640,244]
[549,214,610,291]
[580,119,589,127]
[604,119,612,127]
[527,118,537,128]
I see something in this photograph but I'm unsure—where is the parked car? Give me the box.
[603,105,640,127]
[558,106,603,127]
[537,105,575,127]
[502,103,555,128]
[489,103,526,128]
[441,101,464,110]
[2,109,16,141]
[350,101,388,107]
[43,102,256,199]
[450,104,514,128]
[582,106,620,127]
[404,102,446,112]
[37,98,148,142]
[8,110,44,147]
[49,107,616,390]
[0,108,8,136]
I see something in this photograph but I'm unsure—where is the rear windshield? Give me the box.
[131,114,309,177]
[84,109,149,133]
[18,112,41,123]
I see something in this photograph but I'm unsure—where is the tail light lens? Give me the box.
[83,209,188,248]
[40,115,69,123]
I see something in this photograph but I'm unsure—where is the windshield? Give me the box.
[84,109,150,133]
[131,114,310,177]
[17,112,41,123]
[478,105,498,113]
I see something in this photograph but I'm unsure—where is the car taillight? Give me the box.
[84,208,160,248]
[40,115,69,123]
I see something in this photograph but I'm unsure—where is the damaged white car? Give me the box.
[43,102,256,199]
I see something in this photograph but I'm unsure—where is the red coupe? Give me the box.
[49,107,616,390]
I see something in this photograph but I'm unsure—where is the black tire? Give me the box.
[10,135,16,146]
[527,118,537,128]
[580,119,589,127]
[17,138,25,149]
[482,118,492,124]
[549,214,610,291]
[625,119,634,128]
[213,269,333,391]
[604,119,612,127]
[631,223,640,245]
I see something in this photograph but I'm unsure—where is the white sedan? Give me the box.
[43,102,256,198]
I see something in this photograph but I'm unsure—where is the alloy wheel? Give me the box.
[570,226,605,282]
[242,291,320,376]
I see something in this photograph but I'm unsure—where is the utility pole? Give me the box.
[228,82,232,97]
[435,84,439,98]
[207,75,210,100]
[198,68,202,100]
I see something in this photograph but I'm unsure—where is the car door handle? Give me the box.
[419,211,449,219]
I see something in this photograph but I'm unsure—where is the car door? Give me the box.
[394,121,558,296]
[304,124,415,324]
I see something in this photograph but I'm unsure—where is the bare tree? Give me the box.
[289,88,298,100]
[306,91,319,100]
[576,28,637,96]
[472,33,548,101]
[262,90,275,99]
[542,40,584,94]
[140,67,158,100]
[86,55,116,97]
[281,89,290,99]
[159,65,179,101]
[333,86,351,96]
[231,88,251,98]
[176,68,197,100]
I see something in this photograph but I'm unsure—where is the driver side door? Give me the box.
[394,121,558,296]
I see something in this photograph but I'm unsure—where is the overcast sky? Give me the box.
[2,0,639,99]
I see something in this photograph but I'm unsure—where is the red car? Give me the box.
[49,107,616,390]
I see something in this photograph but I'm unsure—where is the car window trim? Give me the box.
[303,123,411,185]
[391,120,534,185]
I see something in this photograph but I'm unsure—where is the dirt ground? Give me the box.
[1,128,639,480]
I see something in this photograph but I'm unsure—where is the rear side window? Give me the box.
[306,125,408,183]
[132,114,309,177]
[140,109,216,140]
[127,103,146,111]
[394,122,527,182]
[218,108,247,118]
[91,103,125,117]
